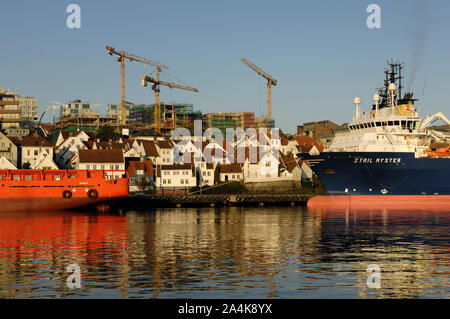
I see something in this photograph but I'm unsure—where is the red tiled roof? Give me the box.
[127,160,154,177]
[219,163,242,174]
[156,163,195,177]
[140,140,159,157]
[292,136,324,152]
[21,134,53,147]
[156,139,173,149]
[78,149,124,163]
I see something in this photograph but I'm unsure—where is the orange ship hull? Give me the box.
[307,195,450,211]
[0,169,129,212]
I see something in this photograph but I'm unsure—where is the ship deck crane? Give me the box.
[106,45,169,127]
[141,75,199,133]
[240,57,277,126]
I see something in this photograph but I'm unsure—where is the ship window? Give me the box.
[388,121,393,126]
[401,121,406,129]
[14,175,20,181]
[25,175,32,181]
[376,122,381,127]
[363,123,368,128]
[394,120,400,125]
[54,175,60,181]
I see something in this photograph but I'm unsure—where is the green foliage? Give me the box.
[22,162,31,169]
[96,125,120,142]
[137,176,151,191]
[301,176,326,195]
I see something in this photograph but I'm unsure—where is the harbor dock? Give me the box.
[115,193,313,209]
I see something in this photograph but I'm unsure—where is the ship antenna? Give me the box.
[398,62,403,100]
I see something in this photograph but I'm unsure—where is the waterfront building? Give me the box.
[219,163,243,182]
[240,147,280,182]
[55,130,91,168]
[76,149,125,176]
[20,134,54,168]
[127,160,154,192]
[0,131,20,167]
[199,162,214,186]
[155,163,197,189]
[154,139,174,165]
[0,156,17,169]
[29,151,58,170]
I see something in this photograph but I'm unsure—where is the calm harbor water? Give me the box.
[0,206,448,299]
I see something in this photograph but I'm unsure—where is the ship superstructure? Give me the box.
[327,61,450,156]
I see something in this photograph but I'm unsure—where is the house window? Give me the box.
[207,171,211,176]
[181,179,184,184]
[34,150,38,156]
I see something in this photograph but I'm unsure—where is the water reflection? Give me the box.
[0,207,448,298]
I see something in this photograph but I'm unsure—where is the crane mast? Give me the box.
[240,57,277,126]
[106,45,168,127]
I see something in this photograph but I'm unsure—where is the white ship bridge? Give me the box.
[327,82,450,157]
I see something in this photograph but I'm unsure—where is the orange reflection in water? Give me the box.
[0,211,128,269]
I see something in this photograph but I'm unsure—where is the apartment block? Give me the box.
[60,99,94,117]
[0,88,22,129]
[19,96,39,120]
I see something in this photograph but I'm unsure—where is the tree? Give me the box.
[96,125,120,142]
[137,176,151,192]
[22,162,31,169]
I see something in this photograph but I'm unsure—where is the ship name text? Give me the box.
[353,157,402,164]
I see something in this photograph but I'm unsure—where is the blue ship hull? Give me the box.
[299,152,450,195]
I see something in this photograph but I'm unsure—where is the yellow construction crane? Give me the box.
[240,57,277,126]
[141,75,199,133]
[106,45,169,126]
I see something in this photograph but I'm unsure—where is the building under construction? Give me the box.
[202,112,277,135]
[56,112,119,131]
[128,103,202,131]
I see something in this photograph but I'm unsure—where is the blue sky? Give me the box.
[1,0,449,133]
